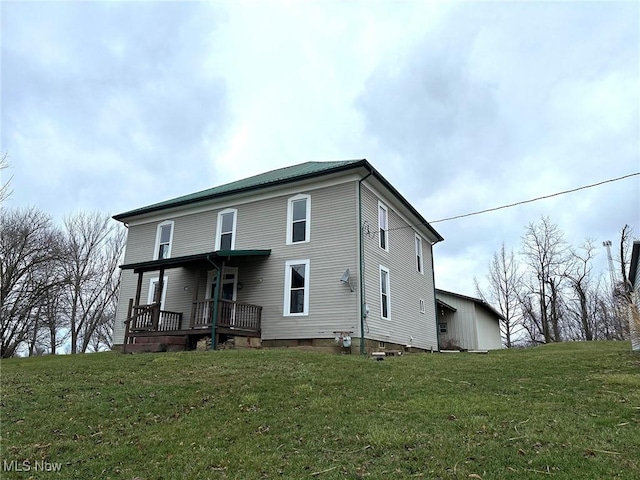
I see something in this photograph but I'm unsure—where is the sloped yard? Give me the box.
[1,341,639,479]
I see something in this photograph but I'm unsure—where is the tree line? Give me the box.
[476,216,638,347]
[0,208,125,357]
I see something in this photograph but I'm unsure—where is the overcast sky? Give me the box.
[2,1,639,297]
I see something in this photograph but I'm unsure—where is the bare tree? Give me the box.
[0,152,12,204]
[564,240,598,340]
[520,217,569,343]
[61,212,124,354]
[0,208,65,357]
[476,243,523,347]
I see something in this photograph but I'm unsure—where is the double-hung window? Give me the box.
[284,259,310,316]
[216,208,237,251]
[378,202,388,251]
[154,220,174,260]
[415,235,424,274]
[287,194,311,244]
[379,265,390,320]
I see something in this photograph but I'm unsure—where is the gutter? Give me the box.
[206,255,221,350]
[358,169,373,354]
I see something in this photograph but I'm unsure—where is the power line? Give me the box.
[430,172,640,224]
[365,171,639,238]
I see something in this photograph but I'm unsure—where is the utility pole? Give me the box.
[603,240,617,290]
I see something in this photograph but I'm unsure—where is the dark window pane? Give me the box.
[220,233,232,250]
[221,212,234,232]
[160,224,171,243]
[159,244,169,259]
[292,221,306,242]
[380,229,386,249]
[291,265,305,288]
[292,199,307,221]
[222,282,234,300]
[290,289,305,313]
[417,255,422,273]
[382,296,388,318]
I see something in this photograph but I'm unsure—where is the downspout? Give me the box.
[358,170,373,355]
[206,255,221,351]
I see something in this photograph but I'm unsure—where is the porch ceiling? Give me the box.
[120,250,272,273]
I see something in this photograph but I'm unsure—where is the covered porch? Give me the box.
[120,250,270,352]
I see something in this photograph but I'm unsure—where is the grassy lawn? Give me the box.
[1,341,639,479]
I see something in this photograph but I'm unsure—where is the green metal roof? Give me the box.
[113,160,365,221]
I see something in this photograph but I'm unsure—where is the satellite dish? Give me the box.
[341,269,350,283]
[341,269,354,292]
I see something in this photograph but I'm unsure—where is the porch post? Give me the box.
[211,263,223,350]
[153,267,165,330]
[190,271,200,327]
[123,298,133,353]
[134,271,143,306]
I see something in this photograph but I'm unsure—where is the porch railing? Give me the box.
[191,299,262,333]
[129,303,183,332]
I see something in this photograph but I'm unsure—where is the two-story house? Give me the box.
[112,159,444,353]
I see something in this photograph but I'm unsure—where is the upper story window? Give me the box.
[284,259,310,316]
[287,194,311,245]
[154,220,174,260]
[216,208,237,251]
[379,265,390,320]
[415,235,424,274]
[378,201,388,251]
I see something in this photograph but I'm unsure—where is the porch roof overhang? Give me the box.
[119,250,271,273]
[437,299,457,313]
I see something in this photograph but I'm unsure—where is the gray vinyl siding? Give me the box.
[360,185,438,350]
[434,291,478,350]
[434,291,502,350]
[475,307,502,350]
[114,181,360,344]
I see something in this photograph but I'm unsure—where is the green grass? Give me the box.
[1,342,639,479]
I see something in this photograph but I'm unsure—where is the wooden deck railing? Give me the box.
[125,298,260,344]
[219,300,262,332]
[191,299,215,328]
[191,299,262,333]
[129,303,183,332]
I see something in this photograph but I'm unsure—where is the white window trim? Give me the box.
[283,259,310,316]
[215,208,238,251]
[419,298,426,314]
[379,265,390,320]
[286,194,311,245]
[148,277,168,309]
[153,220,175,260]
[378,201,389,252]
[415,234,424,275]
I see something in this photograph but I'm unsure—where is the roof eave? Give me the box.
[364,163,444,243]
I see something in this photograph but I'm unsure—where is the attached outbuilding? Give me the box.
[435,289,503,350]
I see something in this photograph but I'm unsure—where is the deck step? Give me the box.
[134,336,187,345]
[126,342,187,353]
